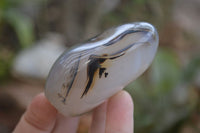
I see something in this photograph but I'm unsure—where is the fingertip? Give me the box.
[111,90,133,106]
[106,90,134,133]
[27,93,57,118]
[14,93,57,133]
[25,93,57,130]
[108,90,134,116]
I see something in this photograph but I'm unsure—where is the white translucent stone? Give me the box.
[45,22,159,116]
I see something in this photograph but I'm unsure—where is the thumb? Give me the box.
[13,93,57,133]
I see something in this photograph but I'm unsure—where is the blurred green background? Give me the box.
[0,0,200,133]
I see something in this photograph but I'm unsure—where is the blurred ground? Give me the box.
[0,0,200,133]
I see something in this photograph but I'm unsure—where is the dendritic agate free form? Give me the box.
[45,22,159,116]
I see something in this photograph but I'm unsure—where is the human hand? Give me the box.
[13,90,133,133]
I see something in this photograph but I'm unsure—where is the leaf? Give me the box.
[4,9,34,48]
[149,48,181,93]
[182,54,200,83]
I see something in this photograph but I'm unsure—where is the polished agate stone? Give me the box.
[45,22,159,116]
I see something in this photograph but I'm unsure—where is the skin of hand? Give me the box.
[13,90,133,133]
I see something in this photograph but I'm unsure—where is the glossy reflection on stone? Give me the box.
[45,22,159,116]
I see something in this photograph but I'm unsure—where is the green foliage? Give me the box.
[0,0,34,48]
[0,47,13,82]
[125,48,195,133]
[0,0,22,9]
[150,49,181,93]
[182,55,200,83]
[0,0,36,81]
[134,0,148,5]
[4,10,34,48]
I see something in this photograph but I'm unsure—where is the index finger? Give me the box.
[13,93,57,133]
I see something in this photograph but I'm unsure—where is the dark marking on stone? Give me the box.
[99,68,106,78]
[81,53,124,98]
[105,72,108,77]
[59,54,81,103]
[104,30,148,46]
